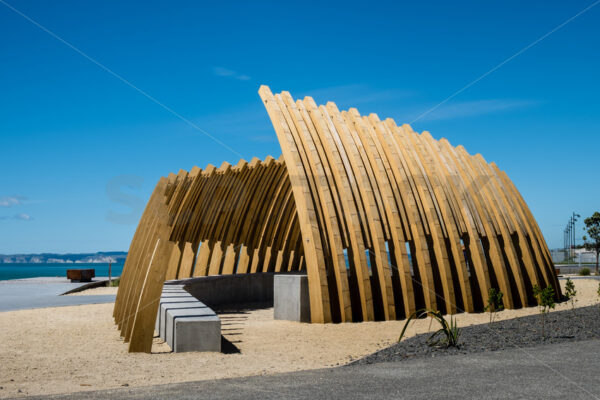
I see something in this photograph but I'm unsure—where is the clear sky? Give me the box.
[0,0,598,254]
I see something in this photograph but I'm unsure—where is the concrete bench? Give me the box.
[154,288,195,335]
[165,308,221,352]
[155,285,221,352]
[155,297,196,336]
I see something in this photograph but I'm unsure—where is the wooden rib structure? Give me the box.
[114,85,560,352]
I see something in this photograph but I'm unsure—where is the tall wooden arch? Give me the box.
[114,86,559,352]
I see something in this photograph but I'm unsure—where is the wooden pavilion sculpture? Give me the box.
[114,85,560,352]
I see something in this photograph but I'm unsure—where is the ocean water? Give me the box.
[0,263,124,281]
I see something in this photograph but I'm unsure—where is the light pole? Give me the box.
[572,212,580,263]
[565,218,574,263]
[566,221,571,262]
[564,228,567,262]
[569,218,573,262]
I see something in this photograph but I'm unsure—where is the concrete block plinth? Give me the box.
[154,289,195,335]
[166,307,221,352]
[274,274,310,322]
[174,315,221,353]
[158,301,206,340]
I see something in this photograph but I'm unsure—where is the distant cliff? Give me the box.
[0,251,127,264]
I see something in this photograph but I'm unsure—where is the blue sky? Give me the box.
[0,0,598,253]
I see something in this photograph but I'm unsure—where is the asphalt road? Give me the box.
[26,339,600,400]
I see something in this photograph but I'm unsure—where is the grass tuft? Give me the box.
[399,309,461,348]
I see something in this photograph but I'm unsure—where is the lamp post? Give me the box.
[566,220,572,263]
[570,218,573,262]
[565,218,572,263]
[564,228,567,262]
[572,212,580,263]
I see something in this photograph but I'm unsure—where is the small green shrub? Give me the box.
[484,288,504,324]
[564,278,577,310]
[398,309,461,348]
[579,267,591,276]
[533,285,556,337]
[108,278,120,287]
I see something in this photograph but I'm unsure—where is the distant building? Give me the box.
[551,248,598,263]
[550,249,565,263]
[575,248,598,263]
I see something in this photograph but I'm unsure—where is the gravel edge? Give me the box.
[352,305,600,365]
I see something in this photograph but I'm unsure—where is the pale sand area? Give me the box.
[67,286,118,296]
[1,278,599,398]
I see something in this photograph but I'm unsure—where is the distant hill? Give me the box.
[0,251,127,264]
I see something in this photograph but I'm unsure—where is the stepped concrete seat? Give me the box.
[160,292,193,298]
[158,301,208,340]
[165,307,221,352]
[155,293,196,334]
[155,285,221,352]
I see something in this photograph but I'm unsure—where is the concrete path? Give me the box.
[0,277,115,312]
[558,275,600,280]
[26,339,600,399]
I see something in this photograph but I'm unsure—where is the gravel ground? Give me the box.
[354,305,600,365]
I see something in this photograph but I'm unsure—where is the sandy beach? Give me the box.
[1,277,598,398]
[66,286,118,296]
